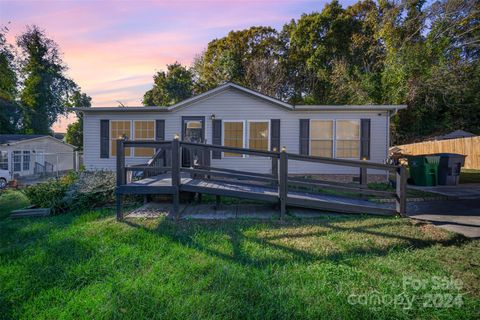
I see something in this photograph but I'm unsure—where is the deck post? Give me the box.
[279,147,288,220]
[116,138,126,221]
[360,167,368,186]
[396,165,407,217]
[271,147,278,183]
[171,135,181,219]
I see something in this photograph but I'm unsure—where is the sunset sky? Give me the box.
[0,0,355,131]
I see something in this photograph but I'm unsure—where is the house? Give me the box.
[0,135,76,178]
[76,83,406,177]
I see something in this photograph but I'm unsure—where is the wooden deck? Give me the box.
[115,139,406,220]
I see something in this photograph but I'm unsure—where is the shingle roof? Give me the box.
[0,134,47,145]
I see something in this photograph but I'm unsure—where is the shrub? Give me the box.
[63,171,116,211]
[22,172,78,214]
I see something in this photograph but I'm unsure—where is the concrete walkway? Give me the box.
[409,183,480,199]
[407,199,480,238]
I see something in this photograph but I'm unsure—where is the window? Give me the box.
[110,121,131,157]
[0,151,8,170]
[223,121,244,157]
[336,120,360,158]
[134,121,155,157]
[310,120,333,157]
[22,151,31,171]
[248,121,269,151]
[13,151,21,172]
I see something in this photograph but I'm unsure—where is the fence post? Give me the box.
[116,138,126,221]
[396,165,407,217]
[171,135,181,219]
[279,147,288,221]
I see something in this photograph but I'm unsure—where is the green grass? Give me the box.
[460,169,480,184]
[1,190,479,319]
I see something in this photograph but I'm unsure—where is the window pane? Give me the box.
[336,140,360,158]
[224,121,243,157]
[111,121,131,156]
[13,151,21,171]
[248,122,268,151]
[23,151,31,171]
[0,151,8,170]
[134,121,155,157]
[311,120,333,139]
[311,140,333,157]
[336,120,359,140]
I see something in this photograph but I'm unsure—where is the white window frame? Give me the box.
[0,150,8,170]
[222,120,246,158]
[109,120,157,158]
[309,119,335,158]
[335,119,361,159]
[12,150,22,172]
[246,120,270,155]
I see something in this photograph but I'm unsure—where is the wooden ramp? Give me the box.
[115,139,407,220]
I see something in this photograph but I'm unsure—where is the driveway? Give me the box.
[407,199,480,238]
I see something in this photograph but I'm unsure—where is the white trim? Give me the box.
[221,120,245,158]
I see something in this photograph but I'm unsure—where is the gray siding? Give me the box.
[83,88,389,174]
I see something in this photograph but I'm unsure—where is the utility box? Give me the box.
[437,153,466,185]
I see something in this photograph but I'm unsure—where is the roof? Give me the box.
[0,134,76,148]
[0,134,46,145]
[74,82,407,113]
[431,130,477,141]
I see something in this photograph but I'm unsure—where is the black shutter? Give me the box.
[299,119,310,155]
[212,119,222,159]
[360,119,371,160]
[100,120,109,158]
[155,120,165,141]
[270,119,280,151]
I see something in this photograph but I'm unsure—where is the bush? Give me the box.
[63,171,116,211]
[22,172,78,214]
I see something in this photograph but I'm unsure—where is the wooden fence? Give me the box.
[394,136,480,169]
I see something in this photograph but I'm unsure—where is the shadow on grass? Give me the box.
[123,216,468,269]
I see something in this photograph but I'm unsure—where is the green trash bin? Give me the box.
[407,155,441,186]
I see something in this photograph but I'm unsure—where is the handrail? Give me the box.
[115,138,407,220]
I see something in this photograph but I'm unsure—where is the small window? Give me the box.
[223,121,244,157]
[22,151,31,171]
[336,120,360,158]
[310,120,333,157]
[0,151,8,170]
[248,121,269,151]
[134,121,155,157]
[13,151,21,172]
[110,121,131,157]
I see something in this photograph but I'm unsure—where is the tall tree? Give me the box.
[17,25,76,134]
[65,91,92,149]
[143,62,193,106]
[0,26,21,133]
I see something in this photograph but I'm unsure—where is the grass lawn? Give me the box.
[1,190,479,319]
[460,169,480,184]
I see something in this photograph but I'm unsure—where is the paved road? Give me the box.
[407,199,480,238]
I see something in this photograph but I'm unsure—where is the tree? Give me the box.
[65,91,92,149]
[17,25,76,134]
[0,25,21,133]
[143,62,193,106]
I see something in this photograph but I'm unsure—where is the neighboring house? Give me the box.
[0,135,76,178]
[76,83,406,175]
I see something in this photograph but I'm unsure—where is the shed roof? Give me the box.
[0,134,46,145]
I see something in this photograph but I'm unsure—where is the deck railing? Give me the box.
[116,137,407,220]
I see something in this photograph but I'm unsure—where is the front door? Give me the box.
[182,116,205,167]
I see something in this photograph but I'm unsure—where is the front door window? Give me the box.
[182,117,205,167]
